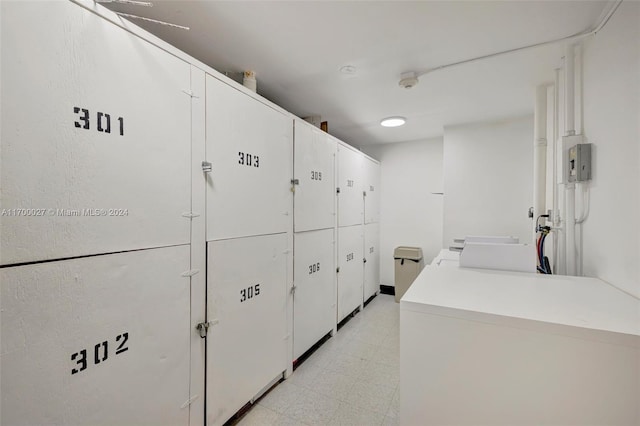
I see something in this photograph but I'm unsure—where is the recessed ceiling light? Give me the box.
[380,116,406,127]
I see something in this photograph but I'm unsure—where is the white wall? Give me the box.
[443,116,534,247]
[580,1,640,298]
[363,138,443,287]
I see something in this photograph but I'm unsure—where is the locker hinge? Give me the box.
[181,269,200,277]
[291,179,299,185]
[336,187,341,194]
[181,89,200,99]
[290,285,296,294]
[182,212,201,219]
[336,267,340,273]
[202,161,212,173]
[180,395,199,409]
[196,320,218,338]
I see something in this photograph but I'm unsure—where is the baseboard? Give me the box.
[379,285,395,296]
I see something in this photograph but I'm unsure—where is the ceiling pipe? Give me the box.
[413,0,622,78]
[564,45,577,276]
[533,85,548,244]
[552,68,561,275]
[564,44,576,136]
[114,12,190,30]
[96,0,153,6]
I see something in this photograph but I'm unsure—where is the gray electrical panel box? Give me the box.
[568,143,592,182]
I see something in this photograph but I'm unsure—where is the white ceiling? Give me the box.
[102,0,609,147]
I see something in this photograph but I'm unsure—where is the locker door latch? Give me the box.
[196,320,217,338]
[363,258,367,263]
[202,161,212,173]
[291,179,299,185]
[290,285,296,295]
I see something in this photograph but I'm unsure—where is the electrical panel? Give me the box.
[568,143,592,182]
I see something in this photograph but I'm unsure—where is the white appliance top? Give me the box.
[401,266,640,347]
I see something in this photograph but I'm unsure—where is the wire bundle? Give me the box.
[536,215,552,274]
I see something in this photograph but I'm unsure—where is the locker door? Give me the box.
[207,234,288,426]
[0,246,192,426]
[293,229,336,360]
[364,159,381,224]
[205,75,293,241]
[337,225,364,322]
[337,144,364,227]
[293,120,336,232]
[364,223,380,301]
[0,1,192,265]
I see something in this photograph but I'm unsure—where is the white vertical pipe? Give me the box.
[552,69,560,273]
[564,43,577,275]
[564,44,576,136]
[533,85,548,242]
[575,44,583,136]
[566,183,576,275]
[553,70,560,223]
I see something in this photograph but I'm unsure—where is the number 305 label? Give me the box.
[240,284,261,303]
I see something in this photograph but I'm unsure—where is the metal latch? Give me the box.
[336,267,340,273]
[291,179,299,185]
[290,285,296,295]
[196,321,214,338]
[363,191,367,197]
[363,258,367,263]
[202,161,212,173]
[336,187,341,194]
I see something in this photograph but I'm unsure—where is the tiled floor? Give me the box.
[236,294,400,426]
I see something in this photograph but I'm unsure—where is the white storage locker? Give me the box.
[363,158,381,224]
[363,223,380,301]
[0,246,192,426]
[337,225,364,322]
[205,75,293,241]
[293,120,337,233]
[0,1,192,265]
[293,229,336,360]
[337,143,364,227]
[206,234,289,426]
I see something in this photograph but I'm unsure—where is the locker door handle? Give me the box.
[196,320,218,338]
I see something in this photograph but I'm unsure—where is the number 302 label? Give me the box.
[70,332,129,375]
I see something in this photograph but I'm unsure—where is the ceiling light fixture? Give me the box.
[380,117,406,127]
